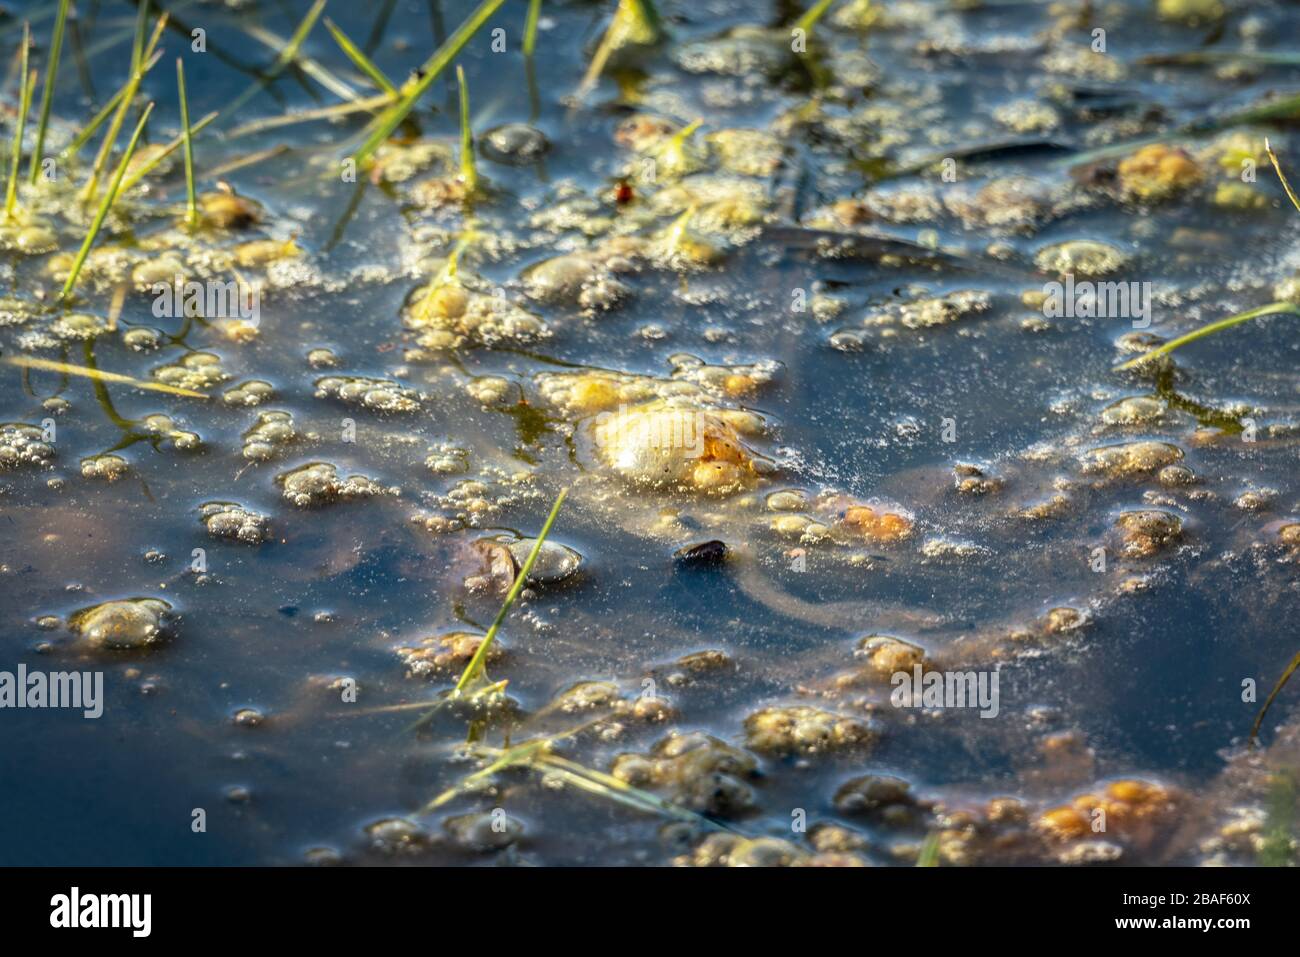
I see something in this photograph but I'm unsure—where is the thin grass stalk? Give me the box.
[129,0,149,72]
[28,0,69,183]
[1265,138,1300,214]
[456,64,476,193]
[82,13,167,202]
[523,0,542,58]
[452,487,568,693]
[350,0,508,166]
[1251,650,1300,748]
[117,109,217,193]
[5,24,32,218]
[59,51,161,161]
[1114,302,1300,371]
[60,102,154,303]
[176,58,196,227]
[324,17,396,95]
[795,0,839,34]
[3,352,206,398]
[226,92,394,139]
[221,0,333,119]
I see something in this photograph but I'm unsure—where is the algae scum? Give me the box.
[3,0,1300,867]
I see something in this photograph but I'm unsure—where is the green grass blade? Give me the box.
[350,0,508,166]
[177,59,196,227]
[129,0,149,73]
[537,754,713,826]
[82,13,167,203]
[324,17,396,95]
[118,110,217,193]
[917,830,941,866]
[5,24,32,218]
[456,64,476,193]
[28,0,69,184]
[59,102,154,303]
[58,52,159,162]
[627,0,663,39]
[1251,650,1300,748]
[221,0,334,120]
[795,0,840,34]
[454,487,568,693]
[1114,302,1300,371]
[523,0,542,58]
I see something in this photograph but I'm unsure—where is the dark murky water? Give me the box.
[2,0,1299,866]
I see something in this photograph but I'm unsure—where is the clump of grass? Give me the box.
[27,0,68,184]
[5,23,33,219]
[176,59,197,228]
[1116,140,1300,371]
[59,102,154,304]
[351,0,508,167]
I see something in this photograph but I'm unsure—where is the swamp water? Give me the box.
[1,0,1300,866]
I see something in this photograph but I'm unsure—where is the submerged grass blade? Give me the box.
[420,739,550,813]
[454,486,568,693]
[536,753,716,827]
[523,0,542,58]
[177,59,196,227]
[351,0,508,166]
[60,102,154,303]
[226,92,394,139]
[5,24,32,218]
[1114,302,1300,371]
[324,17,396,95]
[1060,91,1300,170]
[1251,650,1300,748]
[456,64,476,193]
[3,354,207,398]
[28,0,69,184]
